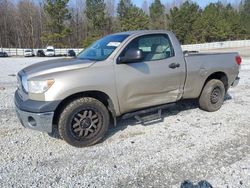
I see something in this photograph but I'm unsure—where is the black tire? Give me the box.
[58,97,110,147]
[199,79,225,112]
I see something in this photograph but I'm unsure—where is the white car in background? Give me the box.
[45,46,55,57]
[24,49,35,57]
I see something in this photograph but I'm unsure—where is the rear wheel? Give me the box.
[199,79,225,112]
[58,97,110,147]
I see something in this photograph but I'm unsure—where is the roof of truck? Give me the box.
[113,30,170,36]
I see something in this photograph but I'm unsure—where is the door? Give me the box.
[114,34,186,114]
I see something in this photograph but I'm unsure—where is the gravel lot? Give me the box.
[0,56,250,188]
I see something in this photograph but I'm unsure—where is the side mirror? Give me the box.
[118,49,143,64]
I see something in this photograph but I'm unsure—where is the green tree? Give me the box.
[85,0,106,35]
[117,0,149,31]
[149,0,166,29]
[42,0,71,47]
[117,0,133,18]
[168,1,201,44]
[191,2,232,43]
[83,0,107,47]
[223,4,246,40]
[240,0,250,37]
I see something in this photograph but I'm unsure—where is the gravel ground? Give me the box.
[0,56,250,188]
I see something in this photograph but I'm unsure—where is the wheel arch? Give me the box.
[53,90,116,128]
[201,71,229,95]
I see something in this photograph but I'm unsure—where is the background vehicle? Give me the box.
[15,30,241,147]
[36,49,45,57]
[67,49,76,57]
[45,46,55,56]
[24,49,35,57]
[0,51,8,57]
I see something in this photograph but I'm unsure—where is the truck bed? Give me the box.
[182,52,239,99]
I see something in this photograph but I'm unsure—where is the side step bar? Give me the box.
[122,103,176,125]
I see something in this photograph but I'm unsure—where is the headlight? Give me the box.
[28,79,55,93]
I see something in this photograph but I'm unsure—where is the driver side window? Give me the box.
[120,34,175,62]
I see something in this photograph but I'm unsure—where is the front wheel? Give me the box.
[199,79,225,112]
[58,97,110,147]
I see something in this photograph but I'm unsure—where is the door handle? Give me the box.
[169,63,180,69]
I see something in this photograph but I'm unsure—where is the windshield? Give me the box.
[25,50,32,52]
[78,34,129,61]
[47,49,54,52]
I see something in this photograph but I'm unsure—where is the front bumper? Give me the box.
[24,53,33,57]
[15,107,54,133]
[232,76,240,87]
[14,91,60,133]
[45,53,55,56]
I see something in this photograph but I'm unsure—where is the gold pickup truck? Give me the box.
[15,30,241,147]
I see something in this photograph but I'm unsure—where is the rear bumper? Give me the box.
[15,107,54,133]
[232,76,240,87]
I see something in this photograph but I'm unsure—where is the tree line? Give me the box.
[0,0,249,48]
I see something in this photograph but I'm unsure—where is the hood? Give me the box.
[22,58,95,78]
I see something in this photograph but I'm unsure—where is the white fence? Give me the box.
[0,48,84,56]
[1,40,250,56]
[181,40,250,51]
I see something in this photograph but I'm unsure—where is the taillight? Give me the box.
[236,56,242,65]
